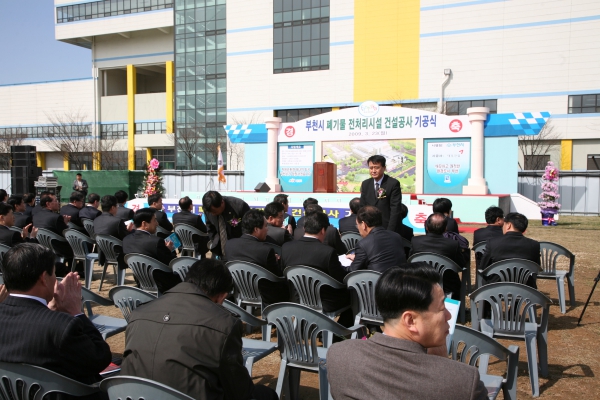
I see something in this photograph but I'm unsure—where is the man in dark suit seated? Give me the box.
[148,193,173,239]
[23,193,36,217]
[172,196,209,258]
[346,206,406,273]
[202,190,250,260]
[327,265,488,400]
[225,209,289,305]
[294,204,347,255]
[79,193,102,221]
[31,191,50,217]
[473,206,504,245]
[8,195,32,229]
[433,197,459,234]
[114,190,135,221]
[398,203,414,259]
[94,195,134,271]
[410,213,465,300]
[274,193,296,234]
[0,203,38,247]
[60,192,85,229]
[294,197,318,232]
[282,211,352,325]
[123,208,180,293]
[0,189,6,203]
[264,201,293,246]
[338,197,360,234]
[0,243,112,384]
[480,212,540,288]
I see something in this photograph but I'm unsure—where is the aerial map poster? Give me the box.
[322,139,417,193]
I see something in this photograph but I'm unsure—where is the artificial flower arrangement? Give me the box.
[139,158,165,197]
[538,161,561,226]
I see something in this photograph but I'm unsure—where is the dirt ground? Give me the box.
[94,215,600,399]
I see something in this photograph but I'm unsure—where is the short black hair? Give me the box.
[264,202,284,219]
[432,198,452,214]
[349,197,361,214]
[485,206,504,224]
[147,193,162,206]
[101,195,118,212]
[305,204,323,215]
[304,211,330,234]
[356,206,383,228]
[375,263,441,321]
[76,173,82,177]
[0,189,8,202]
[0,202,13,216]
[87,193,100,204]
[69,191,84,203]
[202,191,223,213]
[367,155,386,167]
[185,259,234,298]
[133,207,157,228]
[400,203,409,219]
[426,213,447,234]
[40,194,55,208]
[302,197,318,210]
[1,243,55,292]
[23,193,36,204]
[179,196,193,211]
[273,194,288,205]
[7,195,23,209]
[114,190,129,204]
[242,209,266,235]
[504,212,528,232]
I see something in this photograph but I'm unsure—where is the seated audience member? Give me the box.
[32,193,73,273]
[410,213,464,300]
[338,197,360,234]
[294,204,347,255]
[23,193,36,217]
[8,195,32,228]
[172,196,209,258]
[433,197,459,234]
[0,243,112,384]
[121,259,278,400]
[0,189,6,203]
[0,203,38,247]
[273,193,296,233]
[327,264,488,400]
[347,206,406,272]
[480,212,540,288]
[202,191,250,260]
[123,208,180,292]
[264,201,293,246]
[114,190,135,221]
[473,206,504,244]
[94,195,134,271]
[79,193,102,221]
[294,197,319,232]
[282,211,352,325]
[148,193,173,238]
[31,191,50,217]
[225,209,288,305]
[398,203,414,241]
[60,192,85,228]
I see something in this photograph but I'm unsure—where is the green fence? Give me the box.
[52,171,145,204]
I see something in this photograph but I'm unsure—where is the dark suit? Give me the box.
[172,210,209,257]
[116,205,134,221]
[205,196,250,258]
[293,225,347,255]
[24,204,34,217]
[328,333,488,400]
[0,225,22,247]
[60,203,83,227]
[94,212,131,269]
[154,209,173,239]
[73,178,88,198]
[410,233,464,299]
[13,212,31,229]
[0,296,112,385]
[225,234,289,305]
[398,223,414,242]
[79,205,101,221]
[32,208,74,259]
[360,174,403,232]
[348,227,406,273]
[266,224,293,246]
[446,216,459,234]
[282,237,349,313]
[338,215,359,234]
[31,204,43,217]
[473,225,503,245]
[284,212,296,233]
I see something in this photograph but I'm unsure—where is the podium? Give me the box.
[313,162,337,193]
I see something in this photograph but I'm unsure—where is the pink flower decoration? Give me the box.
[150,158,160,170]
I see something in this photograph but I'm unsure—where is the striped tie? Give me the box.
[218,215,228,257]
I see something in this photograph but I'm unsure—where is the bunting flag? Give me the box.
[217,144,226,183]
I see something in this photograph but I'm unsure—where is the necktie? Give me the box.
[375,182,380,193]
[218,215,228,257]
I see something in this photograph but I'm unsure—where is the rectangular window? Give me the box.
[587,155,600,170]
[569,94,600,114]
[524,155,550,170]
[275,107,332,123]
[152,148,175,169]
[56,0,173,23]
[446,100,497,115]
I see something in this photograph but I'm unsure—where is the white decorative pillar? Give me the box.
[463,107,489,195]
[265,117,282,192]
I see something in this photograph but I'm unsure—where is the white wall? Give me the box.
[94,29,174,69]
[100,95,128,122]
[135,93,166,121]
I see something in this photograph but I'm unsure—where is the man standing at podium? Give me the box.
[359,155,403,234]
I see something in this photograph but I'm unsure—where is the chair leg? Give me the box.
[318,360,331,400]
[262,323,272,342]
[537,328,549,378]
[275,361,288,398]
[525,332,540,397]
[567,273,576,307]
[323,331,332,348]
[117,268,126,286]
[350,314,361,339]
[556,276,566,314]
[85,258,94,289]
[98,263,109,292]
[288,368,301,400]
[244,356,255,376]
[245,306,253,334]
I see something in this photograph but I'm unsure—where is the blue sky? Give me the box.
[0,1,91,85]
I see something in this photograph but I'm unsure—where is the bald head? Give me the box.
[425,213,448,234]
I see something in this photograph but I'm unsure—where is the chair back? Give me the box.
[155,225,171,237]
[480,258,540,285]
[227,261,285,307]
[99,376,194,400]
[82,218,96,239]
[8,227,22,235]
[0,361,100,400]
[473,241,487,268]
[36,229,68,255]
[539,241,575,276]
[95,234,123,264]
[222,299,268,328]
[470,282,552,335]
[109,286,157,322]
[283,265,344,313]
[174,224,207,254]
[64,229,95,259]
[124,253,172,294]
[407,252,462,284]
[169,257,198,281]
[81,286,113,317]
[263,303,357,368]
[340,232,361,251]
[263,241,282,256]
[344,270,383,324]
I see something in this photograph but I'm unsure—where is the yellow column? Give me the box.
[560,140,572,170]
[166,61,174,134]
[36,152,46,169]
[63,155,70,171]
[146,148,152,164]
[393,104,402,107]
[92,152,101,170]
[354,0,420,103]
[332,107,340,111]
[127,65,137,170]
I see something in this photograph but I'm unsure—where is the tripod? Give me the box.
[577,269,600,326]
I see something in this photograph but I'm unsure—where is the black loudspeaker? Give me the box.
[254,182,271,192]
[11,166,42,195]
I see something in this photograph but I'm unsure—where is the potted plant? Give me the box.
[538,161,560,226]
